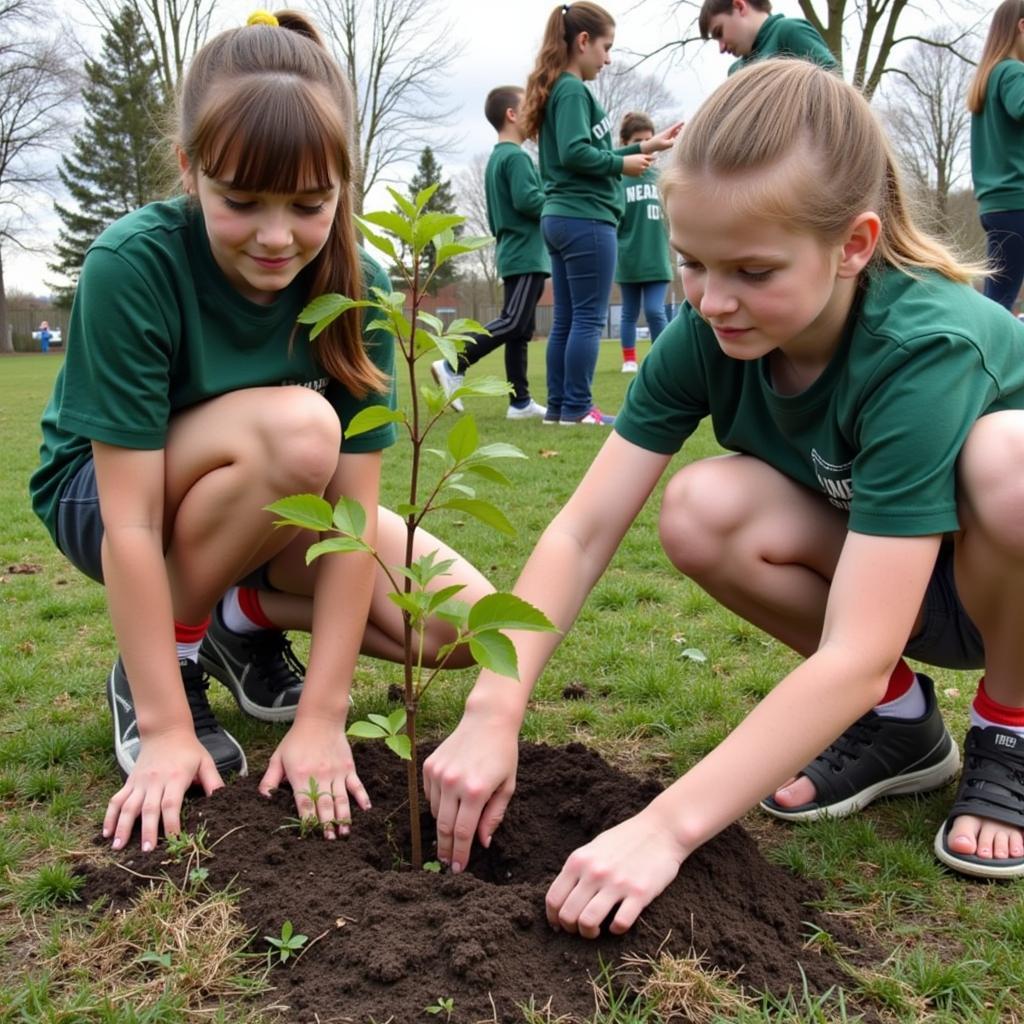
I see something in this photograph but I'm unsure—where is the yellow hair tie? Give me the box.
[246,10,279,26]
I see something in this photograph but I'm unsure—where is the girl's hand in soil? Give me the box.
[423,713,519,872]
[103,728,223,852]
[545,810,687,939]
[260,717,371,839]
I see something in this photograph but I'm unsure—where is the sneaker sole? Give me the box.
[760,733,961,822]
[429,363,464,413]
[933,824,1024,879]
[200,645,299,724]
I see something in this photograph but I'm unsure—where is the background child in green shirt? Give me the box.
[431,85,549,420]
[614,111,673,372]
[30,9,490,856]
[520,2,680,425]
[699,0,836,74]
[424,60,1024,930]
[968,0,1024,311]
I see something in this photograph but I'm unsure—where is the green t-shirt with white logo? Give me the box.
[616,166,672,284]
[614,266,1024,536]
[971,60,1024,215]
[728,14,837,75]
[538,72,641,225]
[31,196,397,542]
[485,141,550,278]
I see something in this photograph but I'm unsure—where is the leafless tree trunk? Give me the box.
[455,153,498,305]
[0,0,77,352]
[89,0,215,103]
[882,36,974,238]
[305,0,461,213]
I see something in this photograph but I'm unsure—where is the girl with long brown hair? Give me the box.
[30,9,490,855]
[968,0,1024,310]
[426,60,1024,926]
[522,2,680,425]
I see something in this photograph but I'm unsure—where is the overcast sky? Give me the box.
[4,0,972,294]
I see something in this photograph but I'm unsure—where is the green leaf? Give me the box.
[414,182,439,211]
[387,707,407,733]
[435,237,492,266]
[473,442,528,461]
[413,327,439,358]
[457,377,512,399]
[353,217,398,259]
[422,860,442,873]
[367,713,392,731]
[680,648,708,663]
[332,496,366,538]
[345,406,406,439]
[347,721,388,739]
[386,734,412,760]
[413,212,465,248]
[446,317,488,336]
[434,335,459,370]
[446,416,478,462]
[468,592,557,633]
[304,536,371,563]
[395,502,422,519]
[265,494,334,532]
[438,498,515,536]
[433,598,470,628]
[469,630,519,678]
[417,311,444,333]
[444,481,476,497]
[387,188,417,219]
[388,591,429,619]
[360,209,414,244]
[427,584,466,615]
[463,463,512,486]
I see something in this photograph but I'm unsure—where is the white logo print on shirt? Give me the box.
[810,449,853,510]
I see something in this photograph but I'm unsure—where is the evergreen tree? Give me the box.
[394,146,460,294]
[48,5,166,304]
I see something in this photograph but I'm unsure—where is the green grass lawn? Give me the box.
[1,348,1022,1023]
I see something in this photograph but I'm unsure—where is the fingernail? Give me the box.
[142,841,152,852]
[102,828,109,838]
[452,861,462,874]
[112,837,123,850]
[483,834,492,848]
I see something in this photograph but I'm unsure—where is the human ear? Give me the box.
[576,30,591,52]
[837,212,881,278]
[176,146,196,195]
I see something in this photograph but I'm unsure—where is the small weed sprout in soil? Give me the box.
[264,919,308,966]
[269,186,557,867]
[425,995,455,1019]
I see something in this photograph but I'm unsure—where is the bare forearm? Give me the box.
[101,526,193,734]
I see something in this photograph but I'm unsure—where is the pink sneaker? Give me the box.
[560,407,614,426]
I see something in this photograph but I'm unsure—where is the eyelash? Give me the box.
[678,260,774,282]
[222,197,326,216]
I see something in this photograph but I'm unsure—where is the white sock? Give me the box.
[873,675,927,719]
[176,639,202,662]
[220,586,261,635]
[969,706,1024,738]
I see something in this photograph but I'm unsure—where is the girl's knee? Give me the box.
[658,460,748,577]
[960,412,1024,546]
[260,387,341,491]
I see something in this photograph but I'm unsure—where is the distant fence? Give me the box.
[6,308,70,352]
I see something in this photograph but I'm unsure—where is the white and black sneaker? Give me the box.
[106,658,247,778]
[199,608,304,723]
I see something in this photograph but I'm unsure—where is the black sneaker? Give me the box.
[760,674,960,821]
[199,607,304,722]
[106,658,247,778]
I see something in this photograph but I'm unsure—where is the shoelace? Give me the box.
[963,738,1024,800]
[247,631,306,696]
[180,662,220,736]
[815,715,883,774]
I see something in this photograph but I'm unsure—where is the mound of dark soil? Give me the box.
[82,741,875,1023]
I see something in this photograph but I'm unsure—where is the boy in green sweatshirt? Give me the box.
[432,86,549,419]
[699,0,836,75]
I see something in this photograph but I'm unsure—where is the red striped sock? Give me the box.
[973,677,1024,728]
[174,617,210,644]
[237,586,277,630]
[622,347,636,362]
[878,659,915,705]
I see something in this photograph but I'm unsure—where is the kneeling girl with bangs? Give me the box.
[30,9,490,855]
[424,58,1024,934]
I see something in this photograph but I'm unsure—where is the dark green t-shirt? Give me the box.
[31,197,397,542]
[616,166,672,284]
[728,14,837,74]
[971,60,1024,215]
[538,73,641,225]
[614,267,1024,537]
[485,141,551,279]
